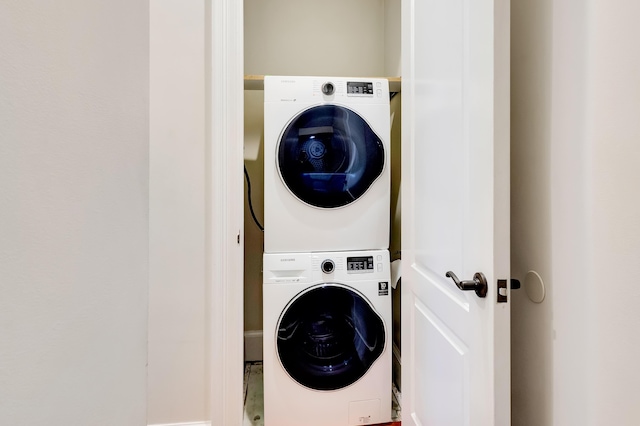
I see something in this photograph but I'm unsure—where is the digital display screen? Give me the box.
[347,81,374,95]
[347,256,374,271]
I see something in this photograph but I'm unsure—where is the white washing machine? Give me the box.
[264,76,390,253]
[263,250,392,426]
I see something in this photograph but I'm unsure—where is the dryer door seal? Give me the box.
[277,105,385,208]
[276,283,386,391]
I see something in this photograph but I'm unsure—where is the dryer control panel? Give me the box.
[264,76,389,104]
[346,81,374,95]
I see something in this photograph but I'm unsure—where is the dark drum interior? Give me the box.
[276,284,385,391]
[278,105,384,208]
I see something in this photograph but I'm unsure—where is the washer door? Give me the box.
[276,284,386,391]
[278,105,385,208]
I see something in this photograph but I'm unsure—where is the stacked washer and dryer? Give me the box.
[263,76,393,426]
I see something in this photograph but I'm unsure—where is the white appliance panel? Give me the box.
[263,250,393,426]
[264,76,391,253]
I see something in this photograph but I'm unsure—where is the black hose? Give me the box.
[244,165,264,231]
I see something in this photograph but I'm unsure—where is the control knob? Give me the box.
[321,259,335,274]
[322,82,335,96]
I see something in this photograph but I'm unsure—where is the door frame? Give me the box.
[493,0,512,423]
[208,0,245,424]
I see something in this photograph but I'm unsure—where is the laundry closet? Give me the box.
[148,0,509,423]
[242,0,403,423]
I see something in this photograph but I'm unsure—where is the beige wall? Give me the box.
[511,0,640,424]
[244,0,387,78]
[148,0,208,423]
[511,0,554,422]
[0,1,149,423]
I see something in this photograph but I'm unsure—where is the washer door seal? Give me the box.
[276,283,385,391]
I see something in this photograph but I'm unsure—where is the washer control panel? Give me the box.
[346,256,374,272]
[264,250,389,283]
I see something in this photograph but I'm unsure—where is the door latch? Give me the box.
[497,278,521,303]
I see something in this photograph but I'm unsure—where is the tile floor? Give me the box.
[243,362,264,426]
[243,362,401,426]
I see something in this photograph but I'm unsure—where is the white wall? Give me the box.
[511,0,640,424]
[148,0,208,423]
[0,1,149,424]
[584,1,640,422]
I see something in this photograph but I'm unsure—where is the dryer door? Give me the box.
[276,283,386,391]
[277,105,385,208]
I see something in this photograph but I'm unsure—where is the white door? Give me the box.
[400,0,511,424]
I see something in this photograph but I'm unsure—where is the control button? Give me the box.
[322,82,335,96]
[377,255,382,261]
[321,259,335,274]
[377,263,383,272]
[377,89,382,97]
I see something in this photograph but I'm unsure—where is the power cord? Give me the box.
[244,165,264,231]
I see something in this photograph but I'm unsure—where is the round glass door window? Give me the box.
[278,105,385,208]
[276,284,386,391]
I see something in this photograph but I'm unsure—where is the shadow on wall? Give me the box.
[244,90,265,336]
[389,93,402,392]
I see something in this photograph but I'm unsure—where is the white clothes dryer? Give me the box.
[263,249,392,426]
[264,76,390,253]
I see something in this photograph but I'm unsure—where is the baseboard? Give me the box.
[244,329,263,361]
[148,422,210,426]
